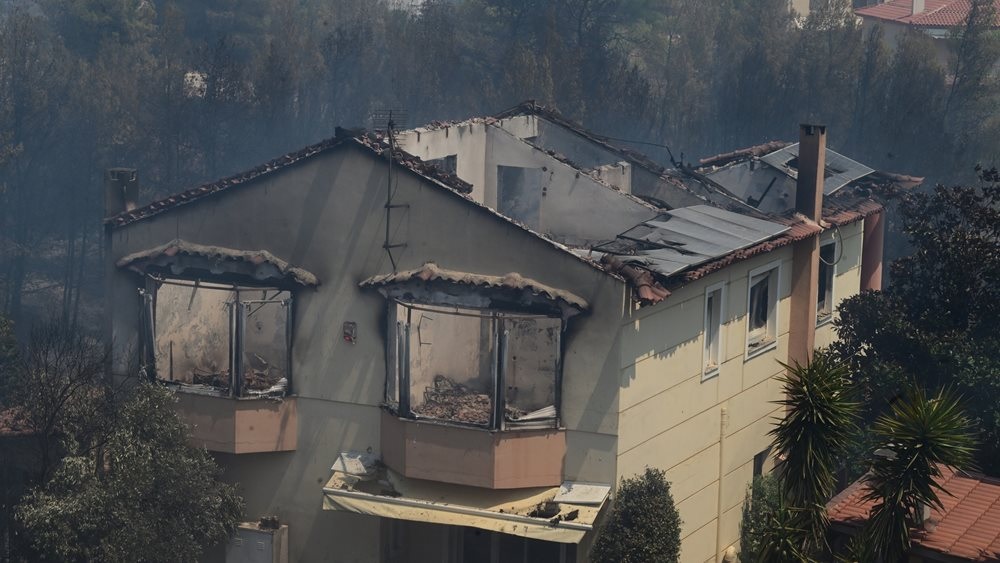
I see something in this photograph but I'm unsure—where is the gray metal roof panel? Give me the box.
[759,144,874,195]
[601,205,791,278]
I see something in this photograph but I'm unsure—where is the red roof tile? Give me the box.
[828,466,1000,561]
[856,0,1000,28]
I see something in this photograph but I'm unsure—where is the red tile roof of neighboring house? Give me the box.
[0,407,32,437]
[856,0,1000,28]
[828,466,1000,562]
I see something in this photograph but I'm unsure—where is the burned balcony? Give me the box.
[361,263,586,488]
[145,279,291,398]
[388,303,562,430]
[118,240,318,453]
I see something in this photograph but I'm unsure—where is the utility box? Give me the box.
[225,522,288,563]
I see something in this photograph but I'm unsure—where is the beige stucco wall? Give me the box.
[815,220,864,349]
[860,18,954,70]
[107,143,627,562]
[617,248,795,563]
[397,118,655,243]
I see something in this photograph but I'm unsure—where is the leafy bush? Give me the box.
[16,383,244,562]
[591,467,682,563]
[738,474,781,563]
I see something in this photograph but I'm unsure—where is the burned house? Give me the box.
[103,102,914,563]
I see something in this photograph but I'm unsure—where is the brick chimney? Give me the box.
[788,124,826,368]
[912,0,925,15]
[104,168,139,217]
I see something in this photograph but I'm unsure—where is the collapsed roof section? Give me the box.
[107,102,918,307]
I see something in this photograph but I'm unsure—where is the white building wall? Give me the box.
[617,248,795,563]
[815,220,864,349]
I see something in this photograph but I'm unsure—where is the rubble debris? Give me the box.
[412,375,492,425]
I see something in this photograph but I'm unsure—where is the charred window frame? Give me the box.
[386,301,562,430]
[746,260,780,358]
[703,281,726,380]
[140,276,293,398]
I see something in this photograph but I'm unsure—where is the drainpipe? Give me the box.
[716,406,729,562]
[860,209,885,291]
[787,125,825,368]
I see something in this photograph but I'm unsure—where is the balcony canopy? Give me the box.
[360,262,588,319]
[322,460,609,544]
[117,239,319,287]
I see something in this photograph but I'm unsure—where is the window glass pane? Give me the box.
[407,305,495,426]
[749,275,769,333]
[705,289,721,370]
[818,244,835,316]
[502,315,560,425]
[241,291,290,395]
[154,281,235,389]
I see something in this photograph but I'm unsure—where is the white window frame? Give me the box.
[745,259,781,359]
[703,281,727,381]
[817,239,838,326]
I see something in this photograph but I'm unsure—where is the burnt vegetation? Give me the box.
[2,0,1000,330]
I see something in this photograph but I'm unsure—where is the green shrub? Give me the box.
[591,467,682,563]
[738,474,781,563]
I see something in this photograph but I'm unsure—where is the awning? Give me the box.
[322,463,608,544]
[117,239,319,286]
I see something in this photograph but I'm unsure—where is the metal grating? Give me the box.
[759,143,874,195]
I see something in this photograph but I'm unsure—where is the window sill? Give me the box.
[745,339,777,360]
[702,367,720,382]
[816,314,833,328]
[161,380,289,400]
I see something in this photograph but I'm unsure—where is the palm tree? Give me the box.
[859,387,976,562]
[767,351,859,559]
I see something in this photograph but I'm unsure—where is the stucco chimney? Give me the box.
[912,0,925,15]
[788,124,826,368]
[104,168,138,217]
[795,124,826,222]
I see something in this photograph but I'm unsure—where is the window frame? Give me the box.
[143,275,294,398]
[702,281,727,381]
[745,260,781,359]
[817,239,837,325]
[386,300,563,431]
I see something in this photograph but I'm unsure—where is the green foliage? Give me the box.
[738,474,781,563]
[16,383,244,563]
[834,172,1000,470]
[856,387,976,561]
[769,351,858,555]
[591,467,682,563]
[754,500,814,563]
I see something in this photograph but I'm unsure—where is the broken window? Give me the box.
[427,154,458,175]
[149,277,291,397]
[746,262,779,354]
[497,165,543,229]
[388,302,560,429]
[817,242,836,323]
[703,283,725,379]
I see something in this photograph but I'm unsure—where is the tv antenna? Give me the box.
[370,107,409,272]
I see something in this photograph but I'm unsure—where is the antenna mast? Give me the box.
[371,108,409,272]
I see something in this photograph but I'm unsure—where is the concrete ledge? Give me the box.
[174,392,297,454]
[381,410,565,489]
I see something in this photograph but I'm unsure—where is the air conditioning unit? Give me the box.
[225,521,288,563]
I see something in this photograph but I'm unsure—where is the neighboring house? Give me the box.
[103,102,911,563]
[855,0,1000,68]
[828,466,1000,562]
